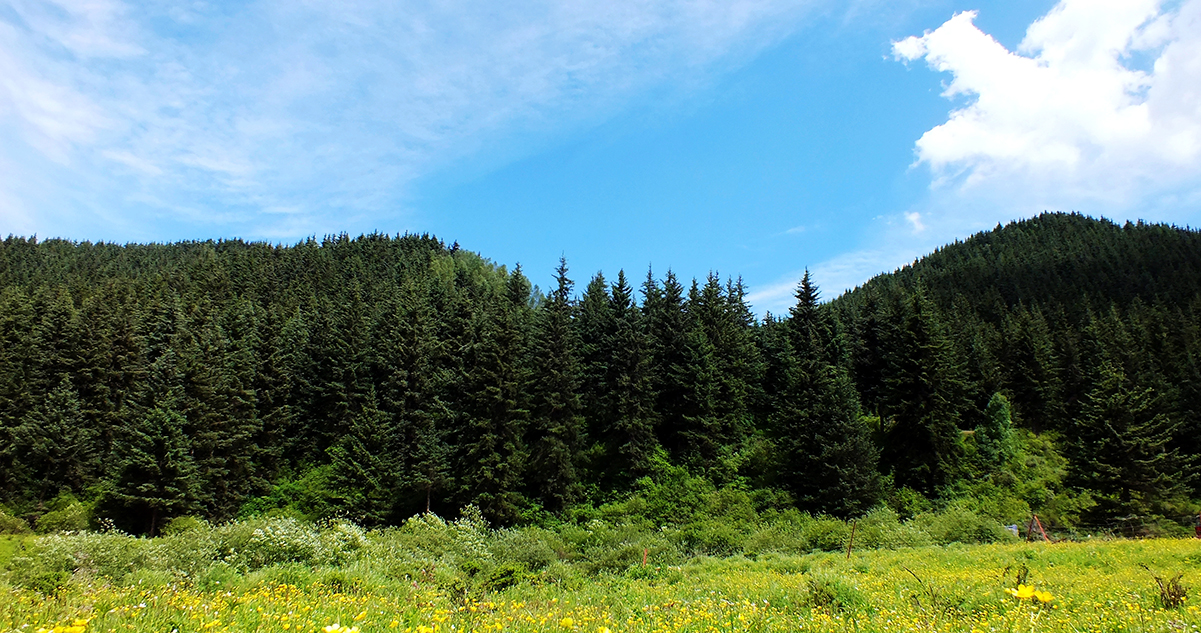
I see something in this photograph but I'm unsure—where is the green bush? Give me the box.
[0,508,30,534]
[146,525,219,577]
[489,528,558,571]
[160,516,209,536]
[743,518,810,556]
[855,507,932,550]
[805,570,870,612]
[35,502,90,534]
[211,516,367,570]
[913,505,1016,545]
[686,519,745,556]
[803,517,852,552]
[196,562,241,591]
[8,531,149,589]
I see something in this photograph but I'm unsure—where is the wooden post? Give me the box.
[1026,514,1036,542]
[643,548,648,566]
[846,520,857,560]
[1033,514,1050,542]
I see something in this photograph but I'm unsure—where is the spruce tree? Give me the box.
[456,267,530,524]
[9,377,96,506]
[974,392,1017,474]
[103,405,200,536]
[526,258,583,512]
[1070,362,1191,518]
[601,270,659,485]
[878,283,968,496]
[327,387,401,526]
[773,274,880,517]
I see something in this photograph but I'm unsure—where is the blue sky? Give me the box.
[3,0,1200,313]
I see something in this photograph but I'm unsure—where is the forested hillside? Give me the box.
[1,213,1198,536]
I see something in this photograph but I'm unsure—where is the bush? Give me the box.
[913,505,1016,545]
[0,508,30,534]
[212,516,366,570]
[855,507,932,550]
[803,517,852,552]
[743,523,809,556]
[8,531,148,589]
[160,516,209,537]
[147,525,218,577]
[35,502,91,534]
[686,519,745,556]
[196,562,241,591]
[805,570,869,612]
[489,528,557,571]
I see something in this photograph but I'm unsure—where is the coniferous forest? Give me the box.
[2,212,1200,536]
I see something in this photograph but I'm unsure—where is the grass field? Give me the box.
[4,538,1200,633]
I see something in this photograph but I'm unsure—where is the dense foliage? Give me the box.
[0,213,1198,534]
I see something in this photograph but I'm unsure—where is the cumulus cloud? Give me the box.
[0,0,821,239]
[892,0,1201,205]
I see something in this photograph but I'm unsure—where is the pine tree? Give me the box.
[327,387,401,526]
[455,267,530,524]
[773,274,880,517]
[8,377,96,506]
[601,270,659,485]
[526,258,583,512]
[878,284,968,496]
[1070,361,1192,518]
[103,405,201,536]
[644,270,691,461]
[974,392,1016,474]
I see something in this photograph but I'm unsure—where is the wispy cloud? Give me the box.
[746,230,927,315]
[1,0,826,240]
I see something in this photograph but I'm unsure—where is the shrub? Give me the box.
[8,531,148,589]
[686,519,745,556]
[146,525,218,577]
[159,516,209,537]
[805,570,869,612]
[0,508,30,534]
[489,528,557,571]
[35,502,90,534]
[803,517,852,552]
[913,505,1016,545]
[196,562,241,591]
[855,507,932,550]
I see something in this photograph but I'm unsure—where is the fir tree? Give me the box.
[526,258,583,512]
[103,405,201,536]
[1070,362,1192,518]
[773,274,880,517]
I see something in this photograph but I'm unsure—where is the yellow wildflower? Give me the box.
[1005,585,1036,600]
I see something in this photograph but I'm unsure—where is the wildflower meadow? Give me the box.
[3,514,1199,633]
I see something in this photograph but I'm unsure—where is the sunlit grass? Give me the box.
[4,539,1200,633]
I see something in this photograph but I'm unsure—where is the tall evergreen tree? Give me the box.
[526,259,583,512]
[103,405,201,536]
[599,270,659,485]
[773,273,880,517]
[878,283,969,496]
[1069,361,1192,519]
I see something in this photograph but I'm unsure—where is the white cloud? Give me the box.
[0,0,823,240]
[893,0,1201,204]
